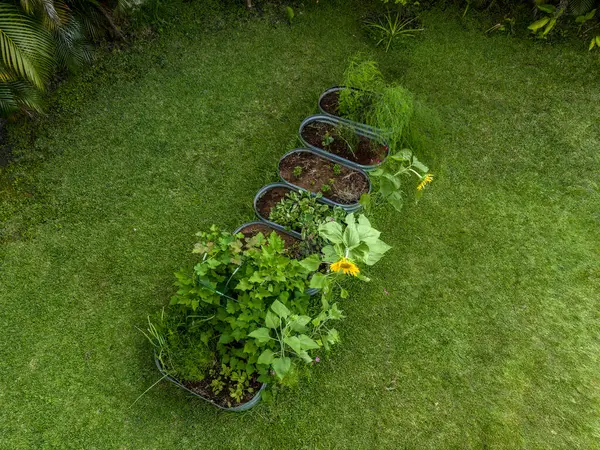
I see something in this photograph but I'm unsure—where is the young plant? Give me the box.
[307,213,391,295]
[322,131,334,147]
[268,190,346,256]
[333,164,342,176]
[364,10,424,52]
[528,4,564,39]
[248,299,343,381]
[321,184,331,193]
[362,148,432,212]
[293,166,303,178]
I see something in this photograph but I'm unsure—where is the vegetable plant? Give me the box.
[362,148,432,212]
[268,190,346,256]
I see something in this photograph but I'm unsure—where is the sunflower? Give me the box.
[417,173,433,191]
[331,258,360,276]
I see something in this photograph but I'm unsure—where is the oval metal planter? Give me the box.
[253,183,331,297]
[252,183,303,238]
[278,148,369,213]
[318,86,390,136]
[298,114,390,172]
[155,356,266,412]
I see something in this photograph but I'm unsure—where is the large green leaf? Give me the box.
[528,17,550,32]
[272,357,291,379]
[270,300,290,318]
[0,3,54,89]
[257,349,275,365]
[319,221,344,244]
[265,310,279,329]
[299,254,321,272]
[342,222,360,249]
[248,327,271,344]
[0,77,42,114]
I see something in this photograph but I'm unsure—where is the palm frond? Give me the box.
[569,0,598,16]
[53,13,91,72]
[0,78,43,115]
[0,3,54,89]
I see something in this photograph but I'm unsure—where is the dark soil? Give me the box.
[256,186,292,219]
[238,222,299,250]
[280,151,368,205]
[301,121,387,166]
[181,375,263,408]
[319,91,340,116]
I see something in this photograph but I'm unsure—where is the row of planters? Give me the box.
[143,57,434,411]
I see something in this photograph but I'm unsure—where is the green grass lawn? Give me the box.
[1,1,599,447]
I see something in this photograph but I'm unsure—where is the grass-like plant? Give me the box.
[364,10,423,52]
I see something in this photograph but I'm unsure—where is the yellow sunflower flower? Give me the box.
[417,173,433,191]
[331,258,360,276]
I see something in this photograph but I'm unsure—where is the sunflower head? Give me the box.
[331,258,360,277]
[417,173,433,191]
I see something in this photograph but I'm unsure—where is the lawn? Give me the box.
[1,1,599,447]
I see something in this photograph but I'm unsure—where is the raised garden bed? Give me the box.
[253,183,301,232]
[318,86,390,135]
[278,148,370,212]
[155,356,266,411]
[298,115,389,171]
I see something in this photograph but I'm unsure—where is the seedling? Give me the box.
[322,131,334,147]
[293,166,303,177]
[333,164,342,176]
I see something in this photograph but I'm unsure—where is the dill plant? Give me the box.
[338,57,384,123]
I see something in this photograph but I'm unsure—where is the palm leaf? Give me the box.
[569,0,598,16]
[0,78,43,115]
[0,3,54,89]
[53,12,91,72]
[20,0,61,28]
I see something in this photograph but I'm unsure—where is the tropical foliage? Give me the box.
[0,0,132,116]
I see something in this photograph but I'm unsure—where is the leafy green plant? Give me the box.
[333,164,342,176]
[248,299,343,380]
[209,364,254,406]
[322,130,334,147]
[338,57,383,123]
[528,4,565,38]
[293,166,303,177]
[0,0,129,116]
[364,10,424,52]
[268,190,345,256]
[142,308,215,382]
[366,84,414,151]
[307,213,391,293]
[576,7,596,31]
[362,148,431,212]
[321,184,331,193]
[167,228,323,388]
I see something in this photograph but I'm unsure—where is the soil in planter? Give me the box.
[181,375,263,408]
[256,186,292,219]
[280,152,369,205]
[301,121,387,166]
[320,91,340,116]
[238,223,301,258]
